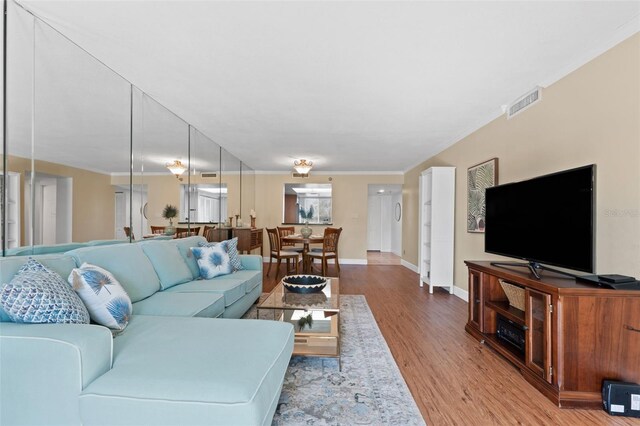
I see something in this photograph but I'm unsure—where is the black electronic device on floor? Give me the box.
[602,380,640,417]
[496,315,526,354]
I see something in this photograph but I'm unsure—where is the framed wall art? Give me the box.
[467,158,498,233]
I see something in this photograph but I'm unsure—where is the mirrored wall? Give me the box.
[1,3,255,255]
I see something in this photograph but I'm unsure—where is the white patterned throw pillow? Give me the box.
[69,263,132,331]
[0,258,90,324]
[190,245,233,279]
[198,237,244,271]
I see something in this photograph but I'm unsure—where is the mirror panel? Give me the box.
[2,4,255,253]
[241,162,255,227]
[283,183,333,224]
[221,148,242,226]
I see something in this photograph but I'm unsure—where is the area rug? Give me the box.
[243,295,426,426]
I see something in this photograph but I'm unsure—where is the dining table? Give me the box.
[281,234,325,273]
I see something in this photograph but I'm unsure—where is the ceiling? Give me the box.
[8,0,640,173]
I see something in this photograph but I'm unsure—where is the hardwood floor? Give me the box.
[366,251,402,265]
[263,263,636,425]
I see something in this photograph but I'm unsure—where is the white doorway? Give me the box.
[24,172,73,245]
[367,184,402,263]
[114,185,148,239]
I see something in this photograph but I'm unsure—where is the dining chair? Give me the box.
[150,225,166,235]
[203,225,217,242]
[276,226,304,253]
[266,228,300,279]
[175,227,200,239]
[123,226,135,240]
[305,227,342,277]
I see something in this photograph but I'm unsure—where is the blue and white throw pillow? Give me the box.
[69,263,132,331]
[0,258,90,324]
[191,245,233,279]
[198,237,244,271]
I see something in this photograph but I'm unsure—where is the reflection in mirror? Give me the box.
[125,91,189,238]
[283,183,333,224]
[5,7,131,254]
[186,128,222,229]
[221,148,241,226]
[180,184,227,223]
[241,163,255,226]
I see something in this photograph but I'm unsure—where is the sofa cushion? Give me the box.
[132,292,225,318]
[140,242,192,290]
[0,258,90,324]
[67,244,160,303]
[190,245,233,279]
[165,278,246,307]
[213,269,262,294]
[172,236,207,279]
[0,254,78,322]
[79,315,294,426]
[69,263,132,331]
[199,237,244,271]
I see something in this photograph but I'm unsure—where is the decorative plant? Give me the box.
[162,204,178,226]
[297,313,313,331]
[299,205,314,222]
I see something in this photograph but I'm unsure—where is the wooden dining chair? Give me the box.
[150,225,166,235]
[276,226,303,253]
[306,227,342,277]
[123,226,134,240]
[174,227,200,239]
[203,225,217,242]
[266,228,300,279]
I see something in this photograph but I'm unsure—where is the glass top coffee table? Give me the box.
[257,278,340,369]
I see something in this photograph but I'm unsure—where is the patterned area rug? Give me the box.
[243,295,425,426]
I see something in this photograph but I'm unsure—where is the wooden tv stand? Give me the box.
[465,261,640,409]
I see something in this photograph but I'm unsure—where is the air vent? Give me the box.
[201,172,217,178]
[507,87,542,119]
[292,172,309,178]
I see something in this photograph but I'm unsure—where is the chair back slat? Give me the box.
[277,226,296,247]
[267,228,281,253]
[323,227,342,253]
[150,226,165,235]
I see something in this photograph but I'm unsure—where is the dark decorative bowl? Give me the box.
[282,275,327,294]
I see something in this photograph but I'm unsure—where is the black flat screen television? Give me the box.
[485,165,595,273]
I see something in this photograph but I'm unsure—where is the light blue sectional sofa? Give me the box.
[0,236,294,425]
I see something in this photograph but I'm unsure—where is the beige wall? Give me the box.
[255,173,404,260]
[403,33,640,291]
[7,155,115,243]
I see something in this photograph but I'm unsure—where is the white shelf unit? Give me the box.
[418,167,455,294]
[2,172,21,250]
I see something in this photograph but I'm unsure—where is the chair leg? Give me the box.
[335,256,341,275]
[267,256,273,277]
[294,257,299,274]
[322,257,327,277]
[276,258,282,280]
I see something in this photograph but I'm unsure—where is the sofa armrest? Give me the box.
[0,323,113,425]
[239,254,263,271]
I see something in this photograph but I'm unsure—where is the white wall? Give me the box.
[391,192,402,256]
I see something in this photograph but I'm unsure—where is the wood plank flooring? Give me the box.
[263,263,637,425]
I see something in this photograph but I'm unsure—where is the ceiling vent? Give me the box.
[201,172,217,178]
[292,172,309,178]
[507,86,542,119]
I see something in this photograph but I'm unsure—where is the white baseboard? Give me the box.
[401,259,418,273]
[454,286,469,302]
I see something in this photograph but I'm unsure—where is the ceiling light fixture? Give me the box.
[293,159,313,175]
[166,160,187,181]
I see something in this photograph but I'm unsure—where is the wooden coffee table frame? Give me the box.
[257,278,341,370]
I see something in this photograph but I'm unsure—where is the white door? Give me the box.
[114,191,126,238]
[41,184,57,245]
[367,196,382,251]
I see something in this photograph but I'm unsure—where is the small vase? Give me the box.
[300,221,312,238]
[165,219,176,236]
